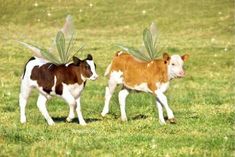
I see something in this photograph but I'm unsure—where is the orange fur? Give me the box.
[108,52,170,93]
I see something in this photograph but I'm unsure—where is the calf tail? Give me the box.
[104,62,112,77]
[22,57,35,79]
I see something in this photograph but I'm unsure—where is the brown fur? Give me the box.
[109,52,170,93]
[30,62,92,95]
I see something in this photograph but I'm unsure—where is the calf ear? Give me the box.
[87,54,93,60]
[163,53,170,61]
[73,56,81,65]
[181,54,189,61]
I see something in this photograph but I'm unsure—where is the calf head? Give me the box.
[163,53,189,79]
[73,54,98,80]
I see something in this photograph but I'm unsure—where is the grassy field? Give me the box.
[0,0,234,156]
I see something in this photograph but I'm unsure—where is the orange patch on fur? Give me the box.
[109,52,169,93]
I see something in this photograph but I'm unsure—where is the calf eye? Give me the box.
[172,63,175,66]
[85,64,90,69]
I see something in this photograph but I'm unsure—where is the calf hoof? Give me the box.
[101,111,108,117]
[48,121,55,126]
[80,122,87,126]
[168,118,176,124]
[66,117,73,123]
[20,119,26,124]
[159,120,166,125]
[121,117,127,122]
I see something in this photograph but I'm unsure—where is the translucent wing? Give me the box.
[143,28,155,59]
[16,40,45,59]
[61,15,74,39]
[18,15,80,65]
[17,40,60,64]
[149,22,158,47]
[117,44,151,62]
[49,15,75,60]
[139,43,149,59]
[139,43,146,54]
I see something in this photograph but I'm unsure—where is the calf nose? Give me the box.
[179,71,185,76]
[92,74,99,80]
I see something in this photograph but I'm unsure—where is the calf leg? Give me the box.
[101,79,118,116]
[19,81,32,124]
[66,103,76,122]
[62,88,86,125]
[118,89,129,121]
[156,101,166,125]
[76,97,86,125]
[61,88,79,123]
[66,100,76,122]
[37,94,55,125]
[156,90,175,124]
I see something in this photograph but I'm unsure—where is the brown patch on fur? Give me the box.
[30,61,91,95]
[109,52,170,94]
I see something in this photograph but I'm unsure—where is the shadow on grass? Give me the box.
[131,114,148,120]
[109,113,148,120]
[52,116,101,124]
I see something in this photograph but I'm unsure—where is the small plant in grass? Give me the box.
[18,15,84,65]
[117,22,163,62]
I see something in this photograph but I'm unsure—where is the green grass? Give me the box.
[0,0,234,156]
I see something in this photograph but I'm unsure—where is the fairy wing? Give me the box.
[49,15,75,59]
[17,41,46,59]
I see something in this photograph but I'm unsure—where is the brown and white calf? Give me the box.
[101,52,189,124]
[19,54,98,125]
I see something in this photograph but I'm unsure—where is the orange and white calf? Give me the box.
[101,52,189,124]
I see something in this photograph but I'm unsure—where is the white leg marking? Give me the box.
[76,97,86,126]
[118,89,129,121]
[102,71,123,116]
[102,87,114,116]
[156,102,166,125]
[37,94,55,125]
[19,80,32,124]
[19,93,28,123]
[101,78,118,116]
[66,102,76,122]
[61,87,79,124]
[156,90,174,120]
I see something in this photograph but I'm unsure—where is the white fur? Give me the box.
[133,83,151,93]
[117,51,123,56]
[86,60,98,80]
[61,83,86,125]
[155,89,174,125]
[110,71,123,84]
[101,70,123,116]
[63,83,84,99]
[118,89,129,121]
[168,55,185,79]
[37,94,55,125]
[156,82,169,93]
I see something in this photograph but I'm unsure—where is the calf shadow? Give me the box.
[52,114,148,124]
[52,116,101,124]
[131,114,148,120]
[109,113,148,120]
